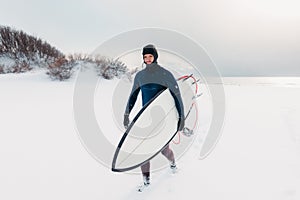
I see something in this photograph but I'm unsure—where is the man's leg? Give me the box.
[161,144,177,172]
[141,162,150,185]
[161,144,175,162]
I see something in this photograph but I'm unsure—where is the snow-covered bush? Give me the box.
[95,58,128,80]
[46,57,74,81]
[0,55,32,74]
[67,53,94,63]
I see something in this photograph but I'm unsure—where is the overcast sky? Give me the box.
[1,0,300,76]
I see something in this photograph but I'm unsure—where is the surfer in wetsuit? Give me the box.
[123,44,185,187]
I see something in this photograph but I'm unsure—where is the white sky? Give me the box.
[1,0,300,76]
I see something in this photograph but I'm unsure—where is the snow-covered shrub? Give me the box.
[67,53,94,63]
[95,58,128,80]
[11,60,32,73]
[0,55,32,74]
[46,57,74,81]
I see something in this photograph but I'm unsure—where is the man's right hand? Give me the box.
[123,114,130,129]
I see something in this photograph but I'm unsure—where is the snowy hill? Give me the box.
[0,26,129,81]
[0,26,64,73]
[0,70,299,200]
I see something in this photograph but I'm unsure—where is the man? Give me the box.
[124,44,185,188]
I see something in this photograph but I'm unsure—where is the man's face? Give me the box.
[143,54,154,65]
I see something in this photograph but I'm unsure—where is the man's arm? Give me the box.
[125,74,141,115]
[165,71,185,119]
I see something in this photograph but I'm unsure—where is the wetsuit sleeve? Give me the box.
[166,72,185,119]
[124,74,141,115]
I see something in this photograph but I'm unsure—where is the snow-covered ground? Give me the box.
[0,70,299,200]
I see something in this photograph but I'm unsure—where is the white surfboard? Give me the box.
[112,76,197,172]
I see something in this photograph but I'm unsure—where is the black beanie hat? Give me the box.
[142,44,158,63]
